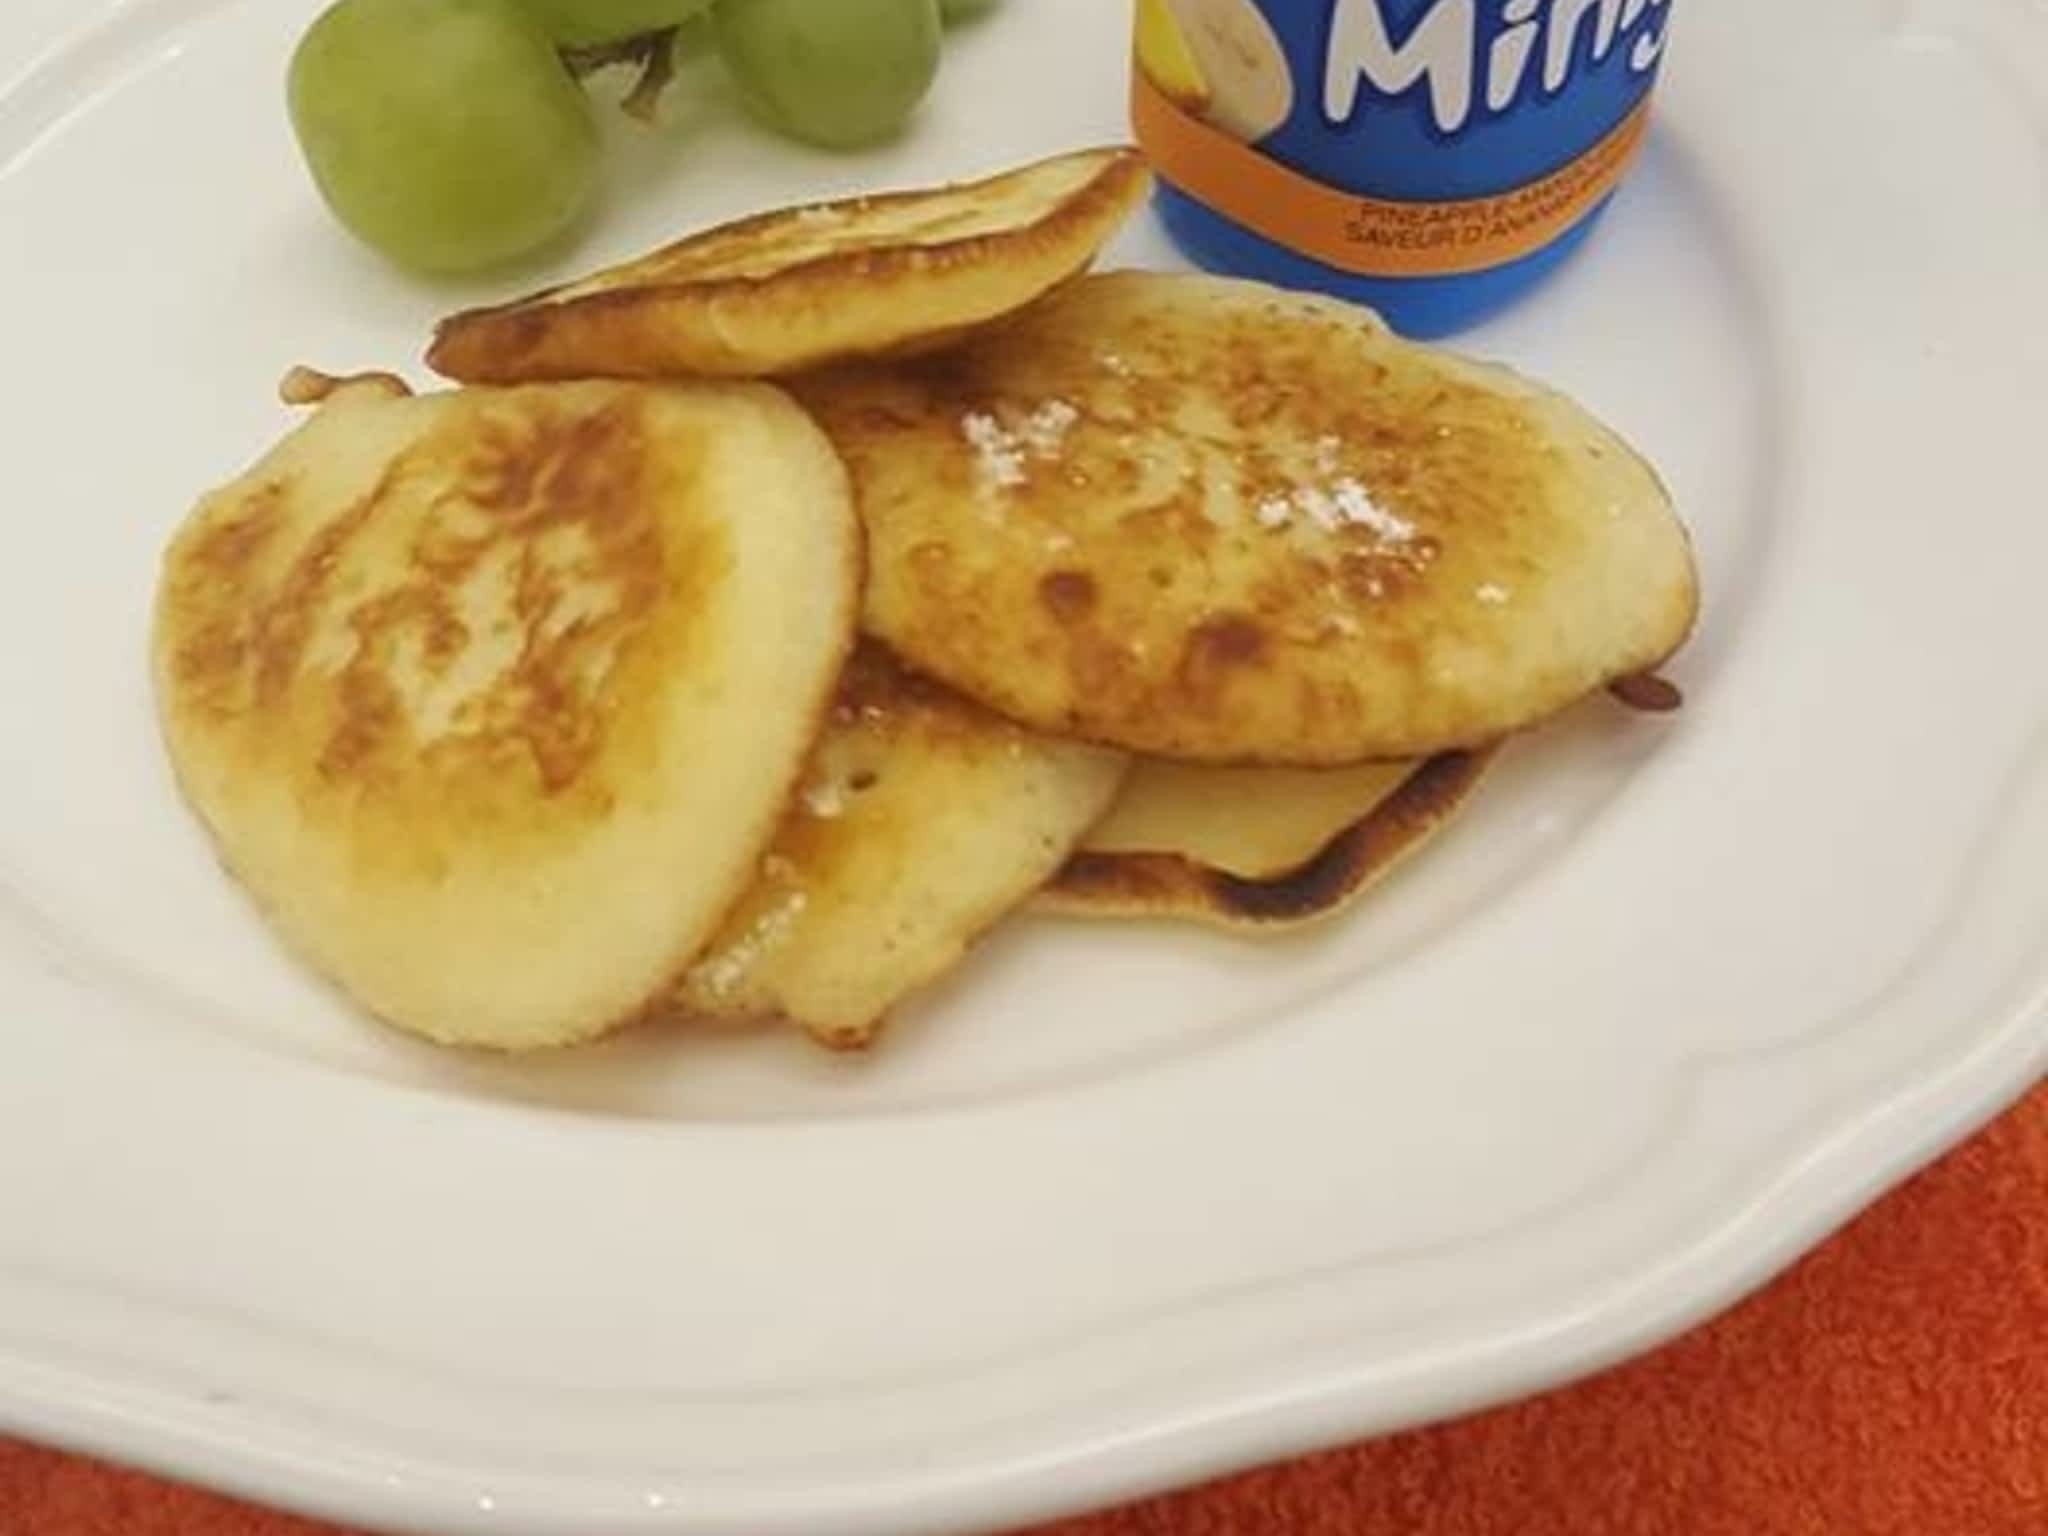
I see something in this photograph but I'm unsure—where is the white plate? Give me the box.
[2,1,2044,1533]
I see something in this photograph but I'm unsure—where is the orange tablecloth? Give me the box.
[5,1083,2043,1536]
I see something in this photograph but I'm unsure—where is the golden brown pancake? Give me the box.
[426,147,1151,383]
[1079,756,1420,879]
[152,371,859,1050]
[1040,748,1496,929]
[676,644,1126,1050]
[797,270,1699,765]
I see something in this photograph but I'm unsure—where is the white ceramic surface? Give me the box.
[1,2,2044,1533]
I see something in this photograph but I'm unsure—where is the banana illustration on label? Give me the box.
[1136,0,1212,119]
[1137,0,1292,146]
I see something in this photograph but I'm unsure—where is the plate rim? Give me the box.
[3,2,2047,1533]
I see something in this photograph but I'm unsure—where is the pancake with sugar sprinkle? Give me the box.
[796,271,1699,765]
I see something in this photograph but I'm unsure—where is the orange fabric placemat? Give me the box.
[5,1083,2043,1536]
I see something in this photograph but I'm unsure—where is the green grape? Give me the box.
[714,0,941,151]
[938,0,999,22]
[672,8,715,57]
[515,0,715,49]
[287,0,599,275]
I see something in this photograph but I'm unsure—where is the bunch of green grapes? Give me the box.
[288,0,1000,276]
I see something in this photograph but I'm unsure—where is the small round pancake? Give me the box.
[1039,749,1496,930]
[1081,757,1421,880]
[798,271,1700,765]
[676,644,1126,1050]
[152,373,859,1051]
[426,146,1151,384]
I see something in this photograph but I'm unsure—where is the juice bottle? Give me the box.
[1132,0,1676,337]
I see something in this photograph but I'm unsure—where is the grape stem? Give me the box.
[559,28,679,123]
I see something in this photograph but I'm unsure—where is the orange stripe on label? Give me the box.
[1131,71,1654,281]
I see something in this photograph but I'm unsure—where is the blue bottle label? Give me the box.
[1134,0,1673,280]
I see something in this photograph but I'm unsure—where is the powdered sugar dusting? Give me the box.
[803,777,850,820]
[960,400,1081,494]
[691,891,808,1002]
[1256,475,1415,543]
[1022,399,1079,456]
[961,412,1026,491]
[1331,478,1416,543]
[1476,583,1513,606]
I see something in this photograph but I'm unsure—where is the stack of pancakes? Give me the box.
[152,147,1699,1054]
